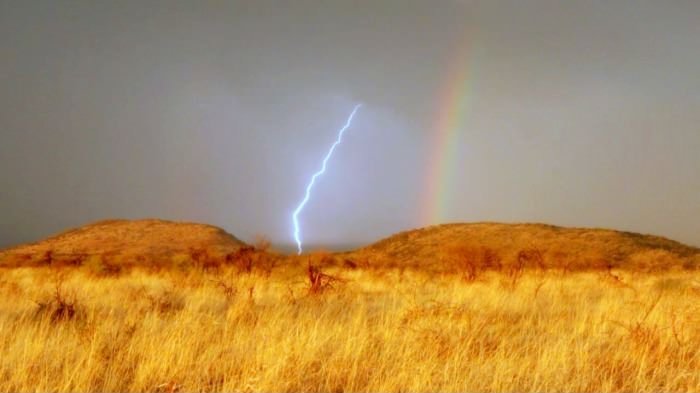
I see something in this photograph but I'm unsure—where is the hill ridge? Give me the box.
[0,219,246,267]
[349,222,699,271]
[1,220,698,271]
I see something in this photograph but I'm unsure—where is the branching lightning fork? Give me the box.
[292,104,362,254]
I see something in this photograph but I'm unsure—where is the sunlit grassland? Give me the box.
[0,263,698,392]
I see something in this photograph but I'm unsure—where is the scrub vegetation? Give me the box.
[0,220,698,392]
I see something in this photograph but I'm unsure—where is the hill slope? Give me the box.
[0,219,246,267]
[347,223,699,271]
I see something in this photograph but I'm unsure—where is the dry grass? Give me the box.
[350,223,699,272]
[0,261,698,392]
[0,219,247,268]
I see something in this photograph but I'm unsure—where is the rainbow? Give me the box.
[422,31,479,225]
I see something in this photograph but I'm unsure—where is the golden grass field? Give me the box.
[0,260,698,393]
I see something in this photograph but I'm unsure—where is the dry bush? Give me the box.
[355,256,373,269]
[307,263,342,295]
[187,248,219,271]
[171,253,195,270]
[225,246,262,273]
[34,281,79,323]
[517,248,545,270]
[210,278,237,300]
[0,263,699,392]
[245,235,280,276]
[255,251,280,277]
[450,245,501,281]
[226,244,280,277]
[83,255,121,277]
[37,250,53,266]
[343,259,358,269]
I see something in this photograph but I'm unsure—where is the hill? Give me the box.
[345,223,700,271]
[2,220,698,272]
[0,219,247,268]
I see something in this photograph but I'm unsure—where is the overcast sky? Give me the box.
[1,0,699,249]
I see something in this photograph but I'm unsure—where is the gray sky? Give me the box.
[1,0,699,249]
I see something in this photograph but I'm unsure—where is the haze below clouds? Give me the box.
[1,0,699,249]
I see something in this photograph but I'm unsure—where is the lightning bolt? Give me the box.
[292,103,362,255]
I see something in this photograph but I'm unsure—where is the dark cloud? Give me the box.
[1,0,699,248]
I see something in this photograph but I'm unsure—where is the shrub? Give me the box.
[210,279,237,299]
[188,248,225,271]
[171,253,195,270]
[226,247,255,273]
[83,255,121,276]
[449,245,501,281]
[34,281,79,323]
[517,248,545,269]
[307,264,342,295]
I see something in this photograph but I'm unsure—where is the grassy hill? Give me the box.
[0,219,247,268]
[345,223,699,271]
[2,220,698,272]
